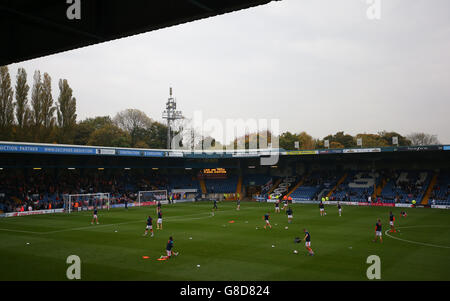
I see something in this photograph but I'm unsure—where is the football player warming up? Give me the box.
[286,207,293,224]
[282,195,288,211]
[212,199,218,216]
[263,212,272,229]
[373,219,383,243]
[274,200,280,213]
[156,200,162,214]
[389,211,396,233]
[319,201,326,216]
[157,210,163,230]
[303,229,314,256]
[144,215,154,237]
[162,236,178,259]
[91,207,99,225]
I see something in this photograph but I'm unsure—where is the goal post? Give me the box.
[63,193,110,213]
[138,190,168,207]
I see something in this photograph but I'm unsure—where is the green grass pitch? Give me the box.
[0,201,449,281]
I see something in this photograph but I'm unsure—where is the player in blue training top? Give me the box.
[337,202,342,217]
[164,236,178,259]
[389,211,396,233]
[143,215,154,237]
[319,201,326,216]
[156,201,162,213]
[373,219,383,243]
[303,229,314,256]
[286,207,293,224]
[282,196,289,211]
[263,212,272,229]
[212,199,218,216]
[274,200,280,213]
[91,207,99,225]
[157,210,163,230]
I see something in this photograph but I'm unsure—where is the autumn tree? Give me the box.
[330,141,344,149]
[87,124,131,147]
[0,66,15,140]
[113,109,153,147]
[407,132,440,146]
[354,133,389,148]
[278,131,314,150]
[322,131,355,148]
[56,79,77,143]
[30,71,43,141]
[144,121,169,149]
[73,116,114,145]
[14,68,31,140]
[40,73,56,142]
[279,131,299,150]
[378,131,411,146]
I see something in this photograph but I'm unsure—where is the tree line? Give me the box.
[0,65,441,150]
[190,129,440,151]
[0,66,168,148]
[225,130,440,151]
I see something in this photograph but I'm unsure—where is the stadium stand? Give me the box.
[331,171,379,202]
[0,170,171,212]
[380,171,430,203]
[168,175,201,191]
[1,168,447,212]
[290,172,343,201]
[204,175,239,193]
[243,174,272,187]
[429,173,450,205]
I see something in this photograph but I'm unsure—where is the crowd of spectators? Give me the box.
[0,170,173,213]
[429,174,450,202]
[379,171,428,202]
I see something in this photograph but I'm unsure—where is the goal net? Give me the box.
[63,193,110,213]
[138,190,168,207]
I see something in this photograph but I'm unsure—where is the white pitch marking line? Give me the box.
[37,212,215,235]
[0,228,41,234]
[0,205,240,235]
[384,225,450,249]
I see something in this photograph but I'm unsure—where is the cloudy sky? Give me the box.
[9,0,450,144]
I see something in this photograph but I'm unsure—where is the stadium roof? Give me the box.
[0,0,276,65]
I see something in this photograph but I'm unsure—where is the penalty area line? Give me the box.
[0,228,42,234]
[0,207,230,235]
[36,211,215,235]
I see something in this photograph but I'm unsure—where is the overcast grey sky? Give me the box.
[9,0,450,143]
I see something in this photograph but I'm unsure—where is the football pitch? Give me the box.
[0,202,449,281]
